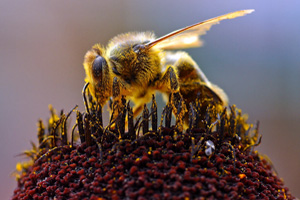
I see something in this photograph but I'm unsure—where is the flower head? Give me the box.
[12,90,295,199]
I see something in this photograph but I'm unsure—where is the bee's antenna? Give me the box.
[82,82,90,115]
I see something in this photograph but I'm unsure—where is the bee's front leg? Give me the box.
[109,77,128,129]
[112,77,122,101]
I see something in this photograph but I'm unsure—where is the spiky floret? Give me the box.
[12,92,294,200]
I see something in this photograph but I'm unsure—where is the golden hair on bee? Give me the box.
[83,9,254,124]
[105,32,163,88]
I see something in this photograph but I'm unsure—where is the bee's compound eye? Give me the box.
[92,56,106,78]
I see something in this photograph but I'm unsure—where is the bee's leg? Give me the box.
[109,77,127,129]
[111,79,145,134]
[112,77,121,100]
[155,65,186,122]
[156,65,179,93]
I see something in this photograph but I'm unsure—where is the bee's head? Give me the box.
[86,45,110,85]
[83,44,112,105]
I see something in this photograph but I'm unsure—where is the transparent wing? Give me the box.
[146,9,254,50]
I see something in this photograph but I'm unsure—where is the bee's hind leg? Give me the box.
[155,65,186,119]
[156,65,179,93]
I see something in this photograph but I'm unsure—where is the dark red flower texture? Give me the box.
[12,97,295,199]
[12,132,294,200]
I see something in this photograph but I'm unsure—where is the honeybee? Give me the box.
[84,9,254,125]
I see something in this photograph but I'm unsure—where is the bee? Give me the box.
[83,9,254,126]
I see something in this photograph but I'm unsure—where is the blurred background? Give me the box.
[1,0,299,199]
